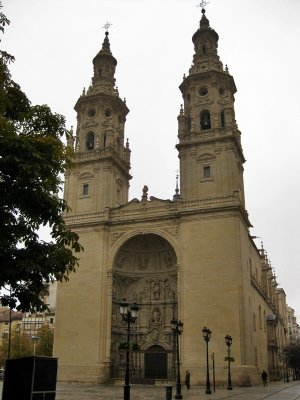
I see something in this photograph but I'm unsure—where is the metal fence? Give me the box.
[111,348,176,382]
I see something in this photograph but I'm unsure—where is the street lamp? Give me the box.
[202,327,212,394]
[225,335,233,390]
[119,299,139,400]
[31,335,39,356]
[171,319,184,399]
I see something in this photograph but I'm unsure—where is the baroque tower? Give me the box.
[64,29,131,214]
[177,9,245,205]
[54,10,287,387]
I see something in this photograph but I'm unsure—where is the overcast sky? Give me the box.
[2,0,300,317]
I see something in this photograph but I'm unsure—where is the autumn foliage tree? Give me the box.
[0,3,83,312]
[35,324,54,357]
[0,327,32,367]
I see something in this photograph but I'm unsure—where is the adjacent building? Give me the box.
[0,308,22,344]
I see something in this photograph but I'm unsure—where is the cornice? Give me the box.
[63,192,251,229]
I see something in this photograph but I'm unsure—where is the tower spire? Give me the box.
[100,22,113,55]
[100,31,112,55]
[90,24,117,96]
[190,3,223,74]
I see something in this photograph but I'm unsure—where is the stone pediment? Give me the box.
[118,198,139,210]
[118,196,172,211]
[149,196,172,203]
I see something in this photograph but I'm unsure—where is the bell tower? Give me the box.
[64,29,131,213]
[176,9,245,206]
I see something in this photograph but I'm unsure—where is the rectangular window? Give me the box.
[203,166,211,179]
[83,184,89,196]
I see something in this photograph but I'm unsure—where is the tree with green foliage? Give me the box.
[0,3,83,312]
[35,324,54,357]
[0,324,54,367]
[287,344,300,372]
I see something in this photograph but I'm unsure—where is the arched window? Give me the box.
[200,110,211,130]
[86,131,95,150]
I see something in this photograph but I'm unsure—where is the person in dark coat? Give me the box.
[261,370,268,386]
[185,370,191,389]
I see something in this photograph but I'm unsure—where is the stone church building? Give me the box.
[53,9,287,386]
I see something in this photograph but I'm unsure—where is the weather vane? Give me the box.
[197,1,210,10]
[102,22,112,32]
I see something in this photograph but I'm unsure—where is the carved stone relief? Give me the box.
[150,307,162,326]
[111,231,124,244]
[111,234,177,356]
[114,234,177,272]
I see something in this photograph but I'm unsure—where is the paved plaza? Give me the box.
[2,380,300,400]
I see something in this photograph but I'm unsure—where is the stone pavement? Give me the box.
[1,380,300,399]
[54,381,300,400]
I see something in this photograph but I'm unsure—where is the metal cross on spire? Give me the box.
[196,1,210,12]
[102,22,112,32]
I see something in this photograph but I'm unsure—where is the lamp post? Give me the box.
[225,335,233,390]
[171,319,184,399]
[31,335,39,356]
[119,299,139,400]
[202,327,212,394]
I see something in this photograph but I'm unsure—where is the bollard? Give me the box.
[165,385,172,400]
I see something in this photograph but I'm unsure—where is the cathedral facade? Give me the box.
[53,9,287,386]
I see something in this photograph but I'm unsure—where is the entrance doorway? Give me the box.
[144,345,167,379]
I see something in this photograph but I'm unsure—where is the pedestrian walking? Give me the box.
[261,370,268,386]
[185,370,191,389]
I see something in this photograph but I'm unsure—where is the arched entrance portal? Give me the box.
[111,234,177,382]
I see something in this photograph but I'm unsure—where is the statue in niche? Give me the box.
[150,307,162,326]
[135,282,149,301]
[164,280,175,300]
[112,278,118,297]
[153,281,161,300]
[136,254,149,270]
